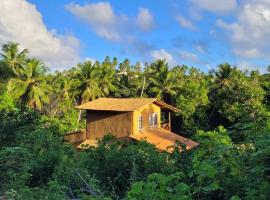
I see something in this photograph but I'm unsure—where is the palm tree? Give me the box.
[148,59,178,100]
[0,61,12,82]
[213,63,238,87]
[75,61,103,104]
[75,61,115,125]
[119,59,131,73]
[208,63,245,125]
[59,78,72,100]
[7,58,49,111]
[99,64,116,96]
[75,60,117,104]
[0,42,29,76]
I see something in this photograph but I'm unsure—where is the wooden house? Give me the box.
[67,98,199,152]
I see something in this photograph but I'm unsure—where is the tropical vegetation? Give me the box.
[0,42,269,199]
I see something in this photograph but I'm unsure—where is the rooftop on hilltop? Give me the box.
[66,97,198,152]
[76,98,180,112]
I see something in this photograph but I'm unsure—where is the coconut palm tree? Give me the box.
[7,58,49,111]
[75,61,103,104]
[76,60,117,103]
[148,59,178,100]
[59,78,72,100]
[0,42,29,76]
[99,64,116,96]
[75,61,117,123]
[216,63,236,77]
[119,58,131,73]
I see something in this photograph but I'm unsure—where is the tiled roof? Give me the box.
[76,98,180,112]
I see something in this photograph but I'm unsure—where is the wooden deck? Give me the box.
[130,128,199,152]
[64,129,86,145]
[64,130,98,149]
[77,139,98,149]
[65,128,199,153]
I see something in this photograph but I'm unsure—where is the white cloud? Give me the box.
[191,0,237,14]
[175,16,196,30]
[84,57,96,64]
[136,8,155,31]
[217,0,270,59]
[66,2,157,59]
[67,2,116,25]
[66,2,123,41]
[179,51,199,62]
[66,2,155,42]
[150,49,175,65]
[0,0,80,71]
[237,61,256,71]
[195,45,206,54]
[237,61,267,73]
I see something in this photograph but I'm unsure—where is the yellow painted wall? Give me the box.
[132,103,161,135]
[87,110,133,140]
[86,102,161,139]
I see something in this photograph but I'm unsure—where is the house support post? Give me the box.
[169,111,171,132]
[86,110,89,139]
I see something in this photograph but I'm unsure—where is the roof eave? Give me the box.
[74,98,180,112]
[154,99,180,112]
[75,107,133,112]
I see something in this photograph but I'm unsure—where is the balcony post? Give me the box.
[169,111,171,131]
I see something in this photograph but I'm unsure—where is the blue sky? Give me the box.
[0,0,269,72]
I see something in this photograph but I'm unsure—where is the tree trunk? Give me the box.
[77,109,82,130]
[140,76,146,98]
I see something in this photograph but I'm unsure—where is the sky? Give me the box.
[0,0,269,72]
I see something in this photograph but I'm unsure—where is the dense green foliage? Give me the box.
[0,42,269,199]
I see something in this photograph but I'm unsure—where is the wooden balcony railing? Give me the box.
[65,129,86,144]
[161,123,170,131]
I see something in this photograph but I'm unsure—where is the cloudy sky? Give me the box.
[0,0,269,72]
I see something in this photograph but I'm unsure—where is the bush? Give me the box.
[128,172,192,200]
[0,147,31,192]
[83,135,177,198]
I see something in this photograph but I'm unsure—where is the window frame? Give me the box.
[138,115,143,131]
[153,113,158,126]
[149,113,158,127]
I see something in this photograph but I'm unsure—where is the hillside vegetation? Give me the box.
[0,42,269,199]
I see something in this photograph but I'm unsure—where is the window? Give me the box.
[149,115,153,126]
[138,115,143,131]
[149,113,158,127]
[153,113,158,126]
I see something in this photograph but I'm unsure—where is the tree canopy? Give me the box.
[0,42,269,200]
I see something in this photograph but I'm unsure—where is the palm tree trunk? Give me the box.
[77,109,82,130]
[140,76,146,98]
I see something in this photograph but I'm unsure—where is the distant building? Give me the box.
[66,98,199,152]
